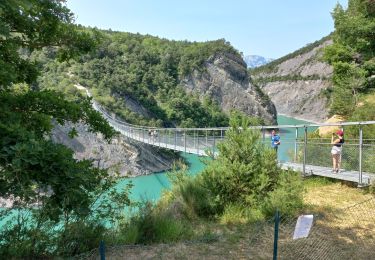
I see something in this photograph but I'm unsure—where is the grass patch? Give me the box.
[303,177,372,210]
[303,176,337,188]
[102,177,374,259]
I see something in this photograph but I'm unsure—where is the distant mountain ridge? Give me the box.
[243,55,273,68]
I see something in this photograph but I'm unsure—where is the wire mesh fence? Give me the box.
[74,197,375,260]
[277,197,375,260]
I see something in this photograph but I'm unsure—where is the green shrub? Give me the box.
[166,115,304,223]
[262,170,304,217]
[0,213,53,258]
[55,221,107,256]
[220,203,264,224]
[176,176,217,218]
[118,202,193,244]
[165,163,217,219]
[199,117,283,218]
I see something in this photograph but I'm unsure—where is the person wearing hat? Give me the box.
[331,130,344,173]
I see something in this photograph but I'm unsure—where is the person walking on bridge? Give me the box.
[331,130,344,173]
[271,130,281,153]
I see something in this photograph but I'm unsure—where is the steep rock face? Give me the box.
[252,40,333,122]
[261,80,331,122]
[181,52,277,124]
[51,124,177,177]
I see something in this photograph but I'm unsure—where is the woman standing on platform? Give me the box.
[331,130,344,173]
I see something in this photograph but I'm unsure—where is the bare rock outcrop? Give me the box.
[262,80,330,122]
[252,39,333,122]
[182,52,277,124]
[51,124,177,177]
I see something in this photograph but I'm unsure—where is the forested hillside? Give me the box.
[33,30,275,128]
[323,0,375,127]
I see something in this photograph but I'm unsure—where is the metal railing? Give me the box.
[89,96,375,185]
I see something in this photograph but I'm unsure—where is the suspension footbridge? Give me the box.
[80,85,375,187]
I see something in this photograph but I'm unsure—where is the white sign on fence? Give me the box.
[293,215,314,239]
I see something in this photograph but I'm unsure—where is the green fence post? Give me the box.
[359,125,363,186]
[100,240,105,260]
[273,210,280,260]
[303,126,307,175]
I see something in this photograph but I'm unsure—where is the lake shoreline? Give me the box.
[278,113,322,124]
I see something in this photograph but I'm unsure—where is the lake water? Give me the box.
[115,152,207,203]
[116,115,313,203]
[0,115,313,228]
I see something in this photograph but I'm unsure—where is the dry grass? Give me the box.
[304,178,372,210]
[363,91,375,105]
[80,177,375,260]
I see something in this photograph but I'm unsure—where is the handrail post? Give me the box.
[174,130,177,150]
[194,130,196,150]
[303,126,307,175]
[359,125,363,186]
[206,129,208,147]
[165,129,167,148]
[197,130,200,155]
[156,130,161,147]
[212,130,215,158]
[168,129,172,146]
[184,130,187,153]
[294,127,298,162]
[262,126,265,143]
[142,128,145,143]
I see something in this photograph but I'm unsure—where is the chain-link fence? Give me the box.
[251,197,375,259]
[74,197,375,260]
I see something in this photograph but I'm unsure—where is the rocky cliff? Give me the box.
[251,37,333,123]
[182,52,277,124]
[46,41,278,177]
[52,123,177,177]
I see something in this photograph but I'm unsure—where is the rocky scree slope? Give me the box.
[182,52,277,124]
[251,38,333,122]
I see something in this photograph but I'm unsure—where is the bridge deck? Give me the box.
[281,162,372,186]
[120,128,373,186]
[121,129,217,156]
[84,92,375,187]
[74,84,375,188]
[123,130,373,186]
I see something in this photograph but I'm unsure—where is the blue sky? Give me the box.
[66,0,348,59]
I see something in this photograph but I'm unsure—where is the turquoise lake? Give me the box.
[0,115,313,227]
